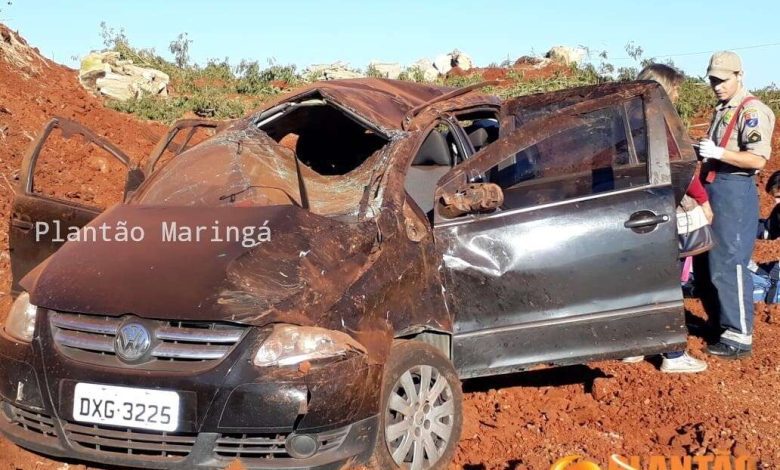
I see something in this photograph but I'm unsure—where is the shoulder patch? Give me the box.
[747,130,762,144]
[741,106,763,128]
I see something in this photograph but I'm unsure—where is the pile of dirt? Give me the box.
[0,23,167,313]
[451,56,574,86]
[1,24,779,470]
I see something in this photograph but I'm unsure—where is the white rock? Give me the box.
[412,59,439,82]
[78,51,169,101]
[368,61,402,80]
[453,51,474,71]
[545,46,586,65]
[305,61,365,81]
[432,54,452,75]
[95,72,137,101]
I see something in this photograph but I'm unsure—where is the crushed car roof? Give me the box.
[252,78,501,131]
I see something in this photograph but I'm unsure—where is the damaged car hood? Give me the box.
[21,204,378,327]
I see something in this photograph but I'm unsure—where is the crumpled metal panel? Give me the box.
[239,78,498,132]
[132,125,391,218]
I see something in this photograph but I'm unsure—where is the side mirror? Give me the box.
[439,182,504,218]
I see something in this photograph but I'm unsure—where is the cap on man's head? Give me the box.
[707,51,742,80]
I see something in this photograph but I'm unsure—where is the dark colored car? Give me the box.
[0,79,696,469]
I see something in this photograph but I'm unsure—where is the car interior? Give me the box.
[405,114,501,218]
[257,96,389,176]
[405,129,454,216]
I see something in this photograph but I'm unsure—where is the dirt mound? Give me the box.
[452,57,573,87]
[0,23,166,313]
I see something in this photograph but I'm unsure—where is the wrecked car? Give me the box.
[0,78,696,469]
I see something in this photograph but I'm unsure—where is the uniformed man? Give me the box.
[698,51,776,359]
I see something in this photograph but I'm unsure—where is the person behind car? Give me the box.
[697,51,776,359]
[757,171,780,240]
[622,63,709,373]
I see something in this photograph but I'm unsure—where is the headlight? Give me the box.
[4,292,37,342]
[253,325,365,367]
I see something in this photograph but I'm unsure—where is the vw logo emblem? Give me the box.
[115,323,151,362]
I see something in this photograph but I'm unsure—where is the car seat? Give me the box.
[404,131,452,216]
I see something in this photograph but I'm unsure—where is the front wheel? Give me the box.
[370,340,463,470]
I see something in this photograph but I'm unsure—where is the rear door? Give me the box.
[9,118,138,294]
[433,87,687,379]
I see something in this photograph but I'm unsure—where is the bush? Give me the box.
[398,66,427,82]
[235,60,299,95]
[754,85,780,117]
[106,95,190,123]
[490,66,605,100]
[190,89,245,119]
[438,73,485,89]
[365,64,383,78]
[676,78,714,125]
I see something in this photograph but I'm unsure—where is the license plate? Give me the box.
[72,383,180,432]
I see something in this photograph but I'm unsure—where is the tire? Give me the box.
[369,340,463,470]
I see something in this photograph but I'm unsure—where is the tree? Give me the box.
[100,21,129,49]
[169,33,192,68]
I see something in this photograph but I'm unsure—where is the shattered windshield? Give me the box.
[130,124,389,218]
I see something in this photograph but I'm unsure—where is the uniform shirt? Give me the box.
[708,87,775,162]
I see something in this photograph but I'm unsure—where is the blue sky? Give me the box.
[2,0,778,89]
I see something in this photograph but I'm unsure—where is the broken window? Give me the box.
[131,96,392,220]
[455,109,500,152]
[144,120,220,174]
[32,126,131,210]
[257,95,388,176]
[405,121,470,217]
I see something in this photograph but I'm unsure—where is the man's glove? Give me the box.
[699,139,725,160]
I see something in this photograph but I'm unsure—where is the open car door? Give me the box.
[9,117,141,295]
[433,83,689,379]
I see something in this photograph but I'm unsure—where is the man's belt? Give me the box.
[702,160,756,180]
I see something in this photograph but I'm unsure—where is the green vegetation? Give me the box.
[754,86,780,116]
[97,23,295,122]
[398,66,427,83]
[677,78,715,124]
[95,27,768,128]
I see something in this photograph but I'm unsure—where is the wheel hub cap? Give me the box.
[384,364,455,469]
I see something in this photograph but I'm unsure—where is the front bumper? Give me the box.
[0,315,381,469]
[0,400,378,469]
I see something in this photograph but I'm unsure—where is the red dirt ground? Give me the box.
[1,24,780,470]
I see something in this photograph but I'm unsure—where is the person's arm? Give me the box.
[686,170,713,222]
[698,141,767,169]
[700,200,713,224]
[699,105,775,169]
[686,176,708,204]
[715,148,766,170]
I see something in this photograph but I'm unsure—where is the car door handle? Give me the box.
[624,212,670,229]
[11,218,33,232]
